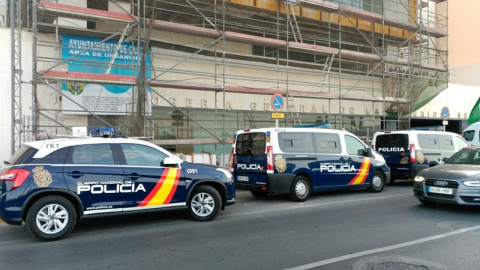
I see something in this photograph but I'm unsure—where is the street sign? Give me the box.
[271,112,285,119]
[271,93,285,112]
[441,107,450,120]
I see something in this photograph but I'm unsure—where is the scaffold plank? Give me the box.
[289,42,339,55]
[225,32,286,48]
[341,7,383,23]
[37,1,136,23]
[39,71,137,85]
[295,0,339,11]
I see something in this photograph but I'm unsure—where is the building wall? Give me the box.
[0,27,33,163]
[449,0,480,86]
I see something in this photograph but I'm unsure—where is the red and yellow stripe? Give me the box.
[138,168,180,207]
[348,158,371,185]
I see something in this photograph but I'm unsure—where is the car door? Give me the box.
[312,132,351,188]
[118,143,186,211]
[343,135,372,187]
[63,143,125,215]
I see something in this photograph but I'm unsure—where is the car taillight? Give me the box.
[266,146,274,171]
[409,143,416,163]
[0,169,30,190]
[229,147,235,171]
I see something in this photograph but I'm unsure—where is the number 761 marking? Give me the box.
[45,143,59,148]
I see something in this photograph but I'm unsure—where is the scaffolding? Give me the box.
[8,0,448,159]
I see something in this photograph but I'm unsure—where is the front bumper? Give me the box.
[414,181,480,205]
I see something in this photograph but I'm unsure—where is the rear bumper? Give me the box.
[390,164,429,180]
[235,173,296,194]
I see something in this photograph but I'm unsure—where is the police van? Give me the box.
[372,130,469,183]
[232,127,390,202]
[0,134,235,241]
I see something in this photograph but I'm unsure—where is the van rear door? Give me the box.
[234,132,267,187]
[374,133,410,178]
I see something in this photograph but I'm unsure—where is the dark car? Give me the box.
[414,146,480,205]
[0,137,235,241]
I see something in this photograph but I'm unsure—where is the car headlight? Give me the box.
[216,168,232,179]
[414,175,425,182]
[464,181,480,187]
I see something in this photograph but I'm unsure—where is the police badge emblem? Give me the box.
[32,166,53,187]
[275,155,287,173]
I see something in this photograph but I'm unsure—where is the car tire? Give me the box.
[188,186,221,221]
[26,196,77,241]
[290,176,310,202]
[250,191,268,198]
[367,171,385,193]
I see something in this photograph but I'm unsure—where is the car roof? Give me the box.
[374,130,458,136]
[24,137,160,159]
[236,127,352,135]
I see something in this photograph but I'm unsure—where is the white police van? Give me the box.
[372,130,469,183]
[232,127,390,202]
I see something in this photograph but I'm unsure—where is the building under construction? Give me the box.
[3,0,448,164]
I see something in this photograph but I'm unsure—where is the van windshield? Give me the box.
[375,134,408,149]
[235,132,266,157]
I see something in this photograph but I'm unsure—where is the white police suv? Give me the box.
[0,135,235,241]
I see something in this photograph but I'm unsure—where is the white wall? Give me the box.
[0,27,33,163]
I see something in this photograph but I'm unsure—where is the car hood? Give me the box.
[420,164,480,180]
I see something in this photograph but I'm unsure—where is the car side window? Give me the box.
[71,144,114,165]
[314,133,341,154]
[438,135,455,151]
[33,147,70,164]
[463,130,475,142]
[344,135,367,156]
[121,143,169,167]
[417,134,439,150]
[278,132,315,153]
[455,136,469,149]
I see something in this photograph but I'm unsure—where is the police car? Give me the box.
[232,127,390,202]
[0,132,235,241]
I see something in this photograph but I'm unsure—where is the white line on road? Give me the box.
[226,192,411,218]
[284,224,480,270]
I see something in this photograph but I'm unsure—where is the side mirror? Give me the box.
[365,147,372,157]
[163,156,180,167]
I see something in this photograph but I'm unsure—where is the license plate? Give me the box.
[427,186,453,195]
[237,176,249,181]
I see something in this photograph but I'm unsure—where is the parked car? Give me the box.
[372,130,469,184]
[232,127,390,202]
[463,122,480,146]
[414,145,480,205]
[0,137,235,241]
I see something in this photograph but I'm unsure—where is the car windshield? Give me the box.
[446,148,480,165]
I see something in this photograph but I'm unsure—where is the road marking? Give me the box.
[284,224,480,270]
[227,193,411,218]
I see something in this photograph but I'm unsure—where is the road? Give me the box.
[1,181,480,270]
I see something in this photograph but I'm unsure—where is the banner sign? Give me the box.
[61,35,152,115]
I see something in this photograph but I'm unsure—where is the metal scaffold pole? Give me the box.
[10,0,23,154]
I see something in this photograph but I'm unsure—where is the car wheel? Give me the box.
[250,191,268,198]
[290,176,310,202]
[26,196,77,241]
[367,171,385,193]
[188,186,221,221]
